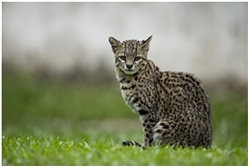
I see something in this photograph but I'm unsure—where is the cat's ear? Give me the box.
[141,35,152,54]
[108,36,122,54]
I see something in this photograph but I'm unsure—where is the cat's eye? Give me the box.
[134,57,142,62]
[119,56,126,61]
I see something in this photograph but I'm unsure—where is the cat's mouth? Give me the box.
[122,68,138,75]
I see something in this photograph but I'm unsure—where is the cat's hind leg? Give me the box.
[153,120,177,146]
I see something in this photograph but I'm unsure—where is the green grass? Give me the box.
[2,72,248,165]
[2,135,247,166]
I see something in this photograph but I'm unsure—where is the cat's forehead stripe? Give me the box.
[123,40,139,56]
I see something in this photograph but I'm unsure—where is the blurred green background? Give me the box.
[2,68,248,149]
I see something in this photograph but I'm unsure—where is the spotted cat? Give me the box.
[108,35,212,149]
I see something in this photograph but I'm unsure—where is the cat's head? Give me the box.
[108,36,152,75]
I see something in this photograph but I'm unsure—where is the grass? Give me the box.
[2,135,247,166]
[2,71,248,165]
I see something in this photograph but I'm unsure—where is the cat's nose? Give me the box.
[126,64,133,69]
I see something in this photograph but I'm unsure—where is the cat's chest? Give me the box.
[121,90,141,113]
[117,77,141,111]
[118,75,156,113]
[120,82,138,104]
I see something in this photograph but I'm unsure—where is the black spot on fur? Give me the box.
[132,97,139,103]
[138,110,149,115]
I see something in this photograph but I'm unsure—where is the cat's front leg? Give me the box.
[142,116,158,147]
[122,140,145,149]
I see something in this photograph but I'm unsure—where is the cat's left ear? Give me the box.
[141,35,152,54]
[108,36,122,54]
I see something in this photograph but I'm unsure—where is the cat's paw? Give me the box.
[122,140,132,146]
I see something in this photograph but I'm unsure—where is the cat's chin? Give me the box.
[122,69,138,75]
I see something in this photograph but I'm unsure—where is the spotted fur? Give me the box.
[108,36,212,149]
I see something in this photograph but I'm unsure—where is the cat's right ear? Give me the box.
[108,37,122,54]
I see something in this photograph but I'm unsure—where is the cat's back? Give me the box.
[156,69,211,113]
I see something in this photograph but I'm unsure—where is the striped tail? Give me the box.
[122,140,145,149]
